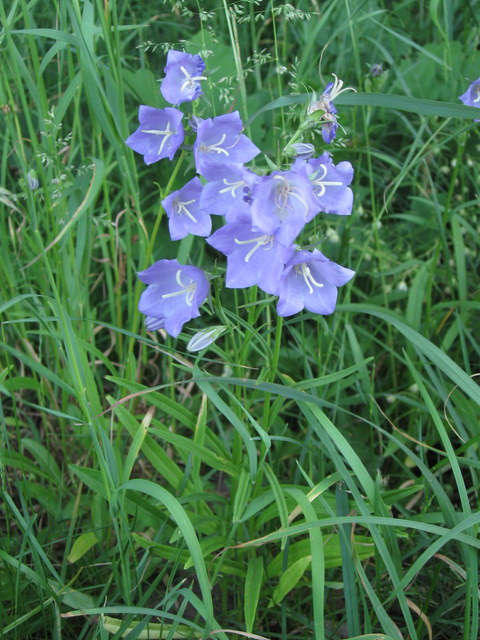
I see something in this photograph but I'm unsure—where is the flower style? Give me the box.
[295,153,354,216]
[126,106,184,164]
[138,259,210,337]
[160,50,206,105]
[275,249,355,317]
[251,170,319,247]
[162,177,211,240]
[194,111,260,180]
[459,77,480,120]
[207,222,293,294]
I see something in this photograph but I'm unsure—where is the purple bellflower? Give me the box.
[138,259,210,337]
[200,167,257,223]
[194,111,260,180]
[207,222,293,294]
[126,106,184,164]
[160,50,206,105]
[162,177,211,240]
[275,249,355,317]
[251,170,319,247]
[295,153,354,216]
[459,77,480,121]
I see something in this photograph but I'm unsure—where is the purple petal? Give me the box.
[126,106,184,164]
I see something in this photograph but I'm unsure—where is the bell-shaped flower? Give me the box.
[194,111,260,180]
[126,106,184,164]
[200,167,258,223]
[295,153,354,216]
[459,77,480,121]
[251,170,319,247]
[160,50,206,105]
[275,249,355,317]
[162,177,211,240]
[207,222,293,294]
[138,259,210,337]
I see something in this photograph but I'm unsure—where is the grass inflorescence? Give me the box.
[1,1,479,639]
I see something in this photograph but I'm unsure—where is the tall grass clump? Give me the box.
[1,1,479,639]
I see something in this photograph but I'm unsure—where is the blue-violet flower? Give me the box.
[275,249,355,317]
[459,77,480,121]
[207,222,292,294]
[160,50,206,105]
[162,177,211,240]
[251,170,319,247]
[138,259,210,337]
[126,106,184,164]
[295,153,354,216]
[200,167,257,223]
[194,111,260,180]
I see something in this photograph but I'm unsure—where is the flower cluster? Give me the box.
[127,50,355,340]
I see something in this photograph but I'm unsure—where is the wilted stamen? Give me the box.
[273,175,309,217]
[173,198,197,222]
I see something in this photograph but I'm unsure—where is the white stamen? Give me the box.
[473,84,480,103]
[199,133,229,156]
[142,121,176,155]
[234,234,273,262]
[219,178,246,197]
[296,263,324,294]
[179,65,207,93]
[161,269,196,306]
[310,164,343,197]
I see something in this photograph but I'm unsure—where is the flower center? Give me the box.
[180,65,207,93]
[141,121,176,156]
[273,175,309,218]
[199,132,229,156]
[295,263,324,294]
[473,84,480,103]
[161,269,197,305]
[234,234,274,262]
[173,198,197,222]
[309,164,343,197]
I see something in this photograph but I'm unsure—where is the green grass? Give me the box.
[1,1,479,639]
